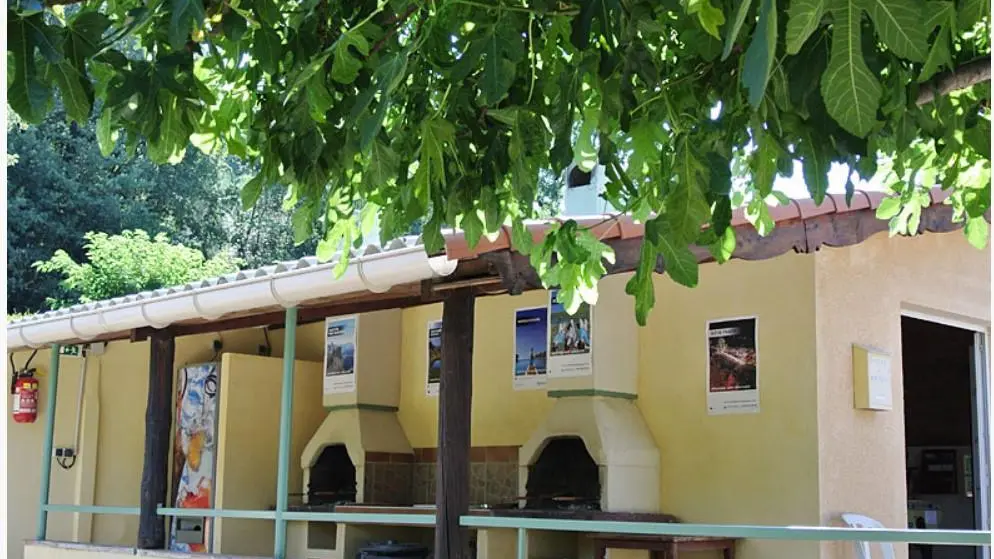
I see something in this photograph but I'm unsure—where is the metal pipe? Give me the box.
[71,351,88,454]
[273,307,298,559]
[37,344,62,540]
[516,528,528,559]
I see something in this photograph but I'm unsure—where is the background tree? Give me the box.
[33,230,241,307]
[7,0,990,324]
[6,105,316,314]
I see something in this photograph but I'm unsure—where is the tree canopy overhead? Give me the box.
[7,0,991,324]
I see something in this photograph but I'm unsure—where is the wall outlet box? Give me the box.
[853,344,893,411]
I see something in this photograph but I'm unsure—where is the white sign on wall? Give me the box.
[852,345,892,411]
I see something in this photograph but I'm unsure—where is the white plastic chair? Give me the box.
[841,513,896,559]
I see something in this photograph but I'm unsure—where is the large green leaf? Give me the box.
[668,141,711,243]
[721,0,754,60]
[858,0,927,62]
[918,3,954,82]
[168,0,205,50]
[8,14,52,123]
[785,0,826,54]
[750,129,781,197]
[658,234,699,287]
[65,12,110,68]
[624,239,659,326]
[331,28,369,84]
[684,0,726,40]
[957,0,990,30]
[367,140,400,187]
[254,28,282,74]
[96,108,117,156]
[820,0,881,138]
[482,27,517,106]
[799,130,831,204]
[741,0,778,108]
[573,109,600,172]
[50,60,93,122]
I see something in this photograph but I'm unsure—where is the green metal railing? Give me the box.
[32,504,992,558]
[43,504,140,515]
[460,515,993,547]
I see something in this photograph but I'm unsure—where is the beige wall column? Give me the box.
[813,232,991,559]
[71,356,101,543]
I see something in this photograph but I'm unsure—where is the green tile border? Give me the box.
[547,389,637,400]
[324,403,400,412]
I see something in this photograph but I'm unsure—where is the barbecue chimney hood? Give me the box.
[300,309,414,505]
[519,276,661,513]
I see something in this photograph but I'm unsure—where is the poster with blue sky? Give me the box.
[514,307,549,390]
[324,316,357,394]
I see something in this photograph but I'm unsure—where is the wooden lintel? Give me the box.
[434,288,475,559]
[479,251,542,295]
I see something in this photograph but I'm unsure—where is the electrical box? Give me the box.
[174,518,205,544]
[852,344,892,411]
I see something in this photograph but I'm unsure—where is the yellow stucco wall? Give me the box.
[397,290,556,448]
[214,353,325,556]
[639,252,822,559]
[813,231,991,559]
[7,231,989,559]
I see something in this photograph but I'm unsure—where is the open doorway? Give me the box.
[902,315,990,559]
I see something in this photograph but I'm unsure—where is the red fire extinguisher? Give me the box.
[12,371,39,423]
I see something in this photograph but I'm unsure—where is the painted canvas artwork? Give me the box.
[169,363,219,552]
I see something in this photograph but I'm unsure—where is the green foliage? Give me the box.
[33,230,241,306]
[6,106,316,314]
[7,0,990,325]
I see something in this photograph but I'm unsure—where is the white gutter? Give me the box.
[7,244,457,351]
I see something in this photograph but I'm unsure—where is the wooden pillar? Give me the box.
[434,288,476,559]
[138,330,175,549]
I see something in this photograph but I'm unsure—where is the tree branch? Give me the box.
[44,0,86,6]
[916,56,992,106]
[369,4,420,56]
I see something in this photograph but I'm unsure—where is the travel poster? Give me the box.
[706,317,759,415]
[169,363,219,552]
[547,289,593,378]
[426,319,443,396]
[324,315,358,394]
[514,307,549,390]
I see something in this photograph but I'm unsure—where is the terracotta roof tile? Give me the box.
[443,186,954,259]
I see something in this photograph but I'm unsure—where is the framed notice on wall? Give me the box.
[323,316,358,395]
[706,317,760,415]
[426,320,443,396]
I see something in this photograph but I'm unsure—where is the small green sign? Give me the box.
[60,345,81,357]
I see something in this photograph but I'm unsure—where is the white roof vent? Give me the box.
[563,163,612,216]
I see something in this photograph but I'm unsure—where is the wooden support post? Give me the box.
[137,330,175,549]
[434,288,476,559]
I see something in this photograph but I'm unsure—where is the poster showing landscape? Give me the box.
[706,317,760,415]
[547,289,593,377]
[324,315,358,394]
[514,307,549,390]
[169,363,219,552]
[426,320,443,396]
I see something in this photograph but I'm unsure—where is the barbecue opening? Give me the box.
[307,444,357,505]
[525,436,600,510]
